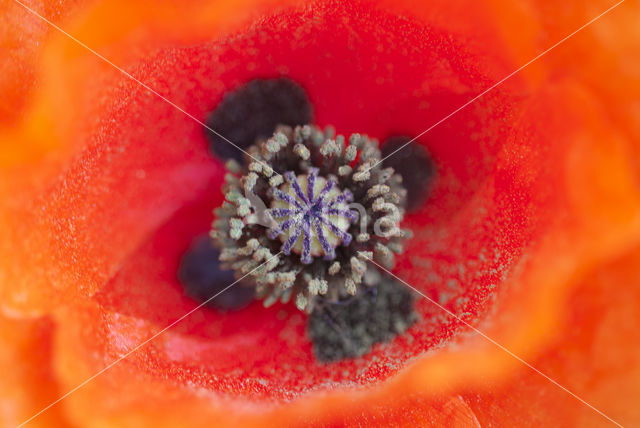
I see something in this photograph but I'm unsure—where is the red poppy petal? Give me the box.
[85,0,527,396]
[71,81,638,422]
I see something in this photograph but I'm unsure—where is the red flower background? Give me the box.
[1,0,639,426]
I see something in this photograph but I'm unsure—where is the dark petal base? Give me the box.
[177,235,255,311]
[308,275,417,362]
[382,136,436,212]
[205,78,313,162]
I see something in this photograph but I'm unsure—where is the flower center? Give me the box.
[195,78,427,362]
[211,124,410,313]
[268,169,355,264]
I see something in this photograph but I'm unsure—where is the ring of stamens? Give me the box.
[211,124,409,312]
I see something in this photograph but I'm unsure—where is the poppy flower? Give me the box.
[1,0,640,426]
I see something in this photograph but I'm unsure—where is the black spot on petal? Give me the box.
[178,235,254,311]
[381,136,436,212]
[307,275,417,362]
[205,78,313,162]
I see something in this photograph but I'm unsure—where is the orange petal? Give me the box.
[0,314,71,427]
[2,0,640,426]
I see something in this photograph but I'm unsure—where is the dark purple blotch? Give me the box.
[307,274,417,362]
[178,235,254,311]
[381,136,436,212]
[205,78,313,162]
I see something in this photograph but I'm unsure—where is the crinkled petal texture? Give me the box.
[1,0,640,427]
